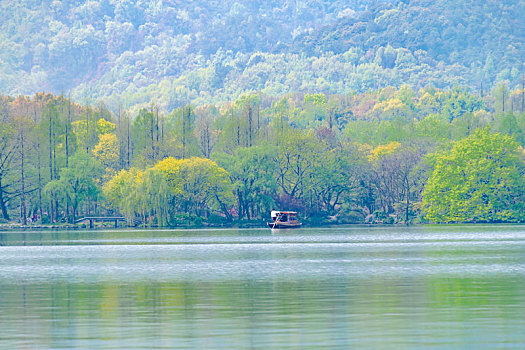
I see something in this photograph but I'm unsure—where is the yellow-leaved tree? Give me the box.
[92,133,120,171]
[154,157,234,218]
[103,157,234,226]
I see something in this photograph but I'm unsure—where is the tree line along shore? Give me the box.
[1,84,524,228]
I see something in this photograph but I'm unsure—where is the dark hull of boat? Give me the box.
[267,222,302,229]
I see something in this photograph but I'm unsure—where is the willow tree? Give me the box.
[103,167,143,224]
[154,157,234,219]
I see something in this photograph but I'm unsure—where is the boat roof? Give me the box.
[273,211,297,214]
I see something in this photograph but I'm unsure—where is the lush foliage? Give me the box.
[103,157,233,226]
[3,0,525,226]
[422,130,525,223]
[44,152,103,221]
[1,83,524,226]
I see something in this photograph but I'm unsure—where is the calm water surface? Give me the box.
[1,225,525,349]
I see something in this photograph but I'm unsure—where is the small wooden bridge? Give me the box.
[75,217,127,228]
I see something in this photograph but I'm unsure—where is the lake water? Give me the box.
[1,225,525,349]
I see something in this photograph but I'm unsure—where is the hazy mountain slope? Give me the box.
[0,0,362,94]
[295,0,525,74]
[0,0,523,110]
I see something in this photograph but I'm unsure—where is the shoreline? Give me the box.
[1,221,524,232]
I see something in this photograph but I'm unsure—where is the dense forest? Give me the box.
[1,0,525,226]
[1,83,524,226]
[1,0,524,112]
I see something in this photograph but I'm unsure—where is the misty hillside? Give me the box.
[1,0,523,110]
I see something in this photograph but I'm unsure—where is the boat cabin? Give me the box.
[271,211,298,223]
[268,210,301,229]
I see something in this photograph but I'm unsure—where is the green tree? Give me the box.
[132,108,157,165]
[302,93,328,128]
[214,145,277,220]
[422,129,525,223]
[311,143,369,217]
[162,106,200,160]
[440,87,484,122]
[493,82,510,114]
[274,129,324,200]
[44,152,103,222]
